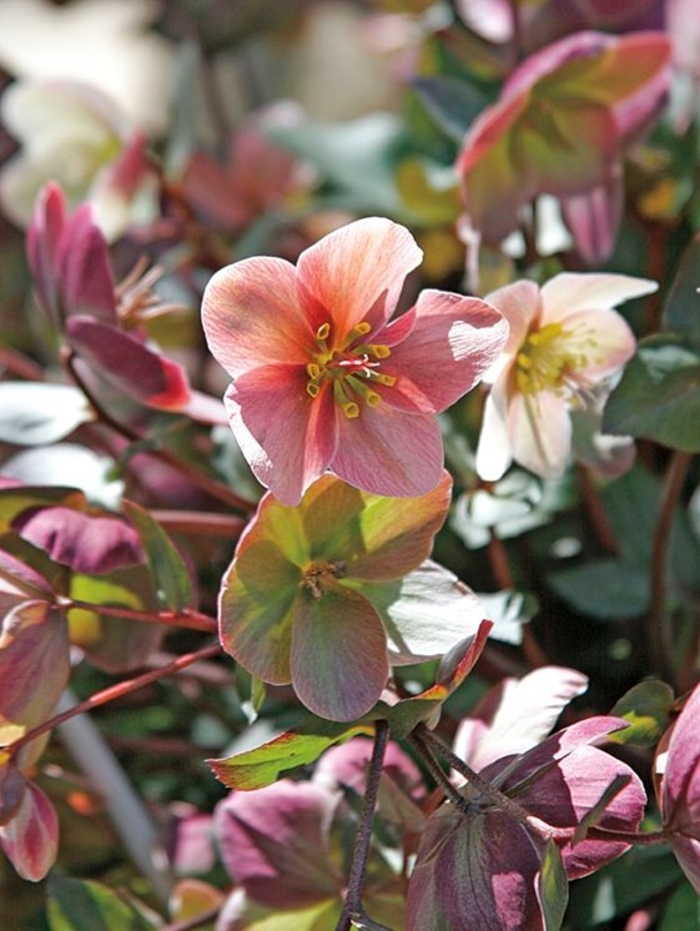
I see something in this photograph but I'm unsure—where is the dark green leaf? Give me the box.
[548,559,650,619]
[47,877,154,931]
[663,232,700,343]
[603,334,700,451]
[659,881,700,930]
[412,76,487,143]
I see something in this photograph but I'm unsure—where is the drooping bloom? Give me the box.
[455,30,671,271]
[201,216,508,505]
[655,681,700,893]
[27,182,223,422]
[218,471,487,721]
[407,715,647,931]
[475,272,658,481]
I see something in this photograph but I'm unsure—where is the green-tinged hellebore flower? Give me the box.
[201,216,508,505]
[218,472,486,721]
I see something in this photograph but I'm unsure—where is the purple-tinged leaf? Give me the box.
[0,761,26,826]
[14,506,144,574]
[66,316,192,410]
[26,182,66,326]
[0,547,55,602]
[0,382,94,445]
[0,781,58,882]
[214,780,343,909]
[55,202,116,322]
[0,601,69,753]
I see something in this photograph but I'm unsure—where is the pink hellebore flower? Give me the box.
[475,272,657,481]
[655,681,700,893]
[201,217,508,505]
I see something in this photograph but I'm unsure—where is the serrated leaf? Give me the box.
[609,679,675,747]
[0,382,93,445]
[122,500,191,611]
[603,335,700,451]
[207,719,372,790]
[548,559,650,619]
[47,877,155,931]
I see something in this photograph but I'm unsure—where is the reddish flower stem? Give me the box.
[576,464,619,555]
[62,598,218,634]
[6,642,222,760]
[336,719,391,931]
[61,346,255,514]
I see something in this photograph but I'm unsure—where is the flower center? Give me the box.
[515,322,589,396]
[305,321,395,418]
[301,560,346,599]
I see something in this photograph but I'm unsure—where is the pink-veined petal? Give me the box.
[331,405,444,498]
[201,257,312,379]
[296,217,422,336]
[225,366,338,506]
[379,290,508,413]
[509,389,572,480]
[291,585,389,721]
[539,271,657,325]
[0,781,59,882]
[475,376,514,482]
[26,182,66,324]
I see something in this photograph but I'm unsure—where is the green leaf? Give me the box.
[47,877,155,931]
[0,383,93,445]
[548,559,650,619]
[539,840,569,931]
[412,75,487,143]
[659,881,700,930]
[207,718,372,790]
[663,232,700,343]
[609,679,675,747]
[122,500,191,612]
[603,334,700,451]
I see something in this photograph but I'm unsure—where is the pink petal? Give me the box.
[475,376,514,481]
[296,217,422,337]
[66,317,191,409]
[291,585,389,721]
[201,257,312,380]
[26,182,66,324]
[482,279,541,383]
[215,780,341,908]
[502,31,614,100]
[379,290,508,413]
[539,272,657,324]
[561,167,624,265]
[56,202,116,322]
[226,365,338,505]
[331,405,444,498]
[662,682,700,833]
[509,390,572,480]
[0,781,58,882]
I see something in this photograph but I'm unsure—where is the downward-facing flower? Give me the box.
[201,216,508,505]
[475,272,658,481]
[655,681,700,893]
[407,715,647,931]
[218,471,487,721]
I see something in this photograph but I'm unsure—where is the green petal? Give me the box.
[219,538,301,684]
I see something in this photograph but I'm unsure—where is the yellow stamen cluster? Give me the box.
[515,322,590,396]
[305,321,396,418]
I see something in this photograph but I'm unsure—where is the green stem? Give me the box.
[336,720,391,931]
